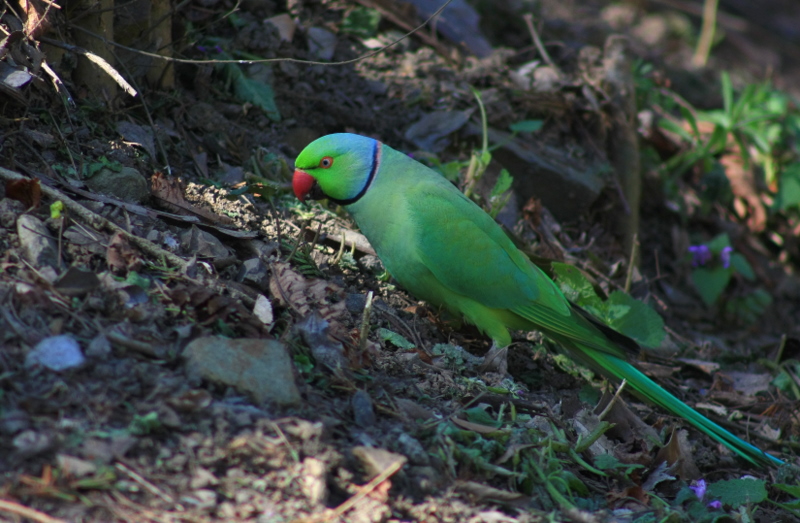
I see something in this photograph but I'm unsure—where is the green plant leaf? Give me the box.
[774,483,800,498]
[605,291,665,348]
[219,63,281,121]
[706,478,767,509]
[439,160,464,183]
[341,6,381,38]
[378,328,415,349]
[593,453,644,474]
[680,105,700,139]
[706,233,731,253]
[721,71,733,119]
[552,263,603,311]
[128,411,161,435]
[774,162,800,211]
[490,169,513,198]
[509,120,544,133]
[463,406,502,428]
[50,201,64,219]
[729,253,754,280]
[691,267,731,307]
[659,118,694,142]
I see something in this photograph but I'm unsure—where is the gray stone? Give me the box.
[237,258,269,290]
[17,214,61,269]
[405,110,473,153]
[394,432,430,465]
[351,389,375,427]
[183,337,301,406]
[180,225,231,259]
[469,125,610,221]
[307,27,337,61]
[345,293,366,313]
[26,335,85,371]
[0,198,25,228]
[85,166,149,203]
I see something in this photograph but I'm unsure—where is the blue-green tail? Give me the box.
[576,343,784,468]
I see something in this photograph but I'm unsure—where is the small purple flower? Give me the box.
[720,246,733,269]
[689,245,712,267]
[690,479,707,499]
[197,45,208,53]
[690,479,722,510]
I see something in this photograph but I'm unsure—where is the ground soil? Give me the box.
[0,0,798,522]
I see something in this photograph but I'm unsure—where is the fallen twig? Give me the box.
[0,498,67,523]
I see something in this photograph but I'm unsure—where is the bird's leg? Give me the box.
[479,342,508,375]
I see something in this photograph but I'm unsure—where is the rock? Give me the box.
[532,66,562,92]
[345,293,367,313]
[509,60,541,90]
[17,214,61,269]
[85,166,149,203]
[468,125,609,221]
[87,334,112,358]
[401,0,493,57]
[26,335,85,371]
[352,389,376,427]
[295,312,347,371]
[0,198,25,228]
[307,27,337,61]
[265,13,296,42]
[183,337,301,406]
[0,409,30,435]
[57,454,98,477]
[394,432,429,465]
[253,295,274,328]
[13,430,53,458]
[180,225,231,259]
[404,110,473,153]
[237,258,269,290]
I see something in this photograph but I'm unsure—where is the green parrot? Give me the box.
[293,133,784,468]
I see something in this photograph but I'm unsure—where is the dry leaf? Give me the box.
[455,480,527,504]
[594,391,660,449]
[269,261,346,323]
[53,266,100,297]
[19,0,53,38]
[150,172,232,225]
[6,177,41,208]
[106,231,142,274]
[607,485,649,509]
[451,417,506,435]
[351,446,407,480]
[167,389,212,412]
[653,427,700,480]
[117,120,157,159]
[677,358,720,375]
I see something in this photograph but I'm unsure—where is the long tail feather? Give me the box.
[576,342,784,468]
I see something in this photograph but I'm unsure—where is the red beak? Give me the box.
[292,170,316,202]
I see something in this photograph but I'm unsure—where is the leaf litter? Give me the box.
[0,0,798,522]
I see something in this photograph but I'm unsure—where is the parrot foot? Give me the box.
[479,342,508,375]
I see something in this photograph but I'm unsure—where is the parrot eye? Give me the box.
[319,156,334,169]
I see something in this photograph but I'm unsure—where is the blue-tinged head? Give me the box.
[293,133,380,205]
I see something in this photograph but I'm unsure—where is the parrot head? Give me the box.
[293,133,380,205]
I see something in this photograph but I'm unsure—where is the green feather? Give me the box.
[294,133,785,468]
